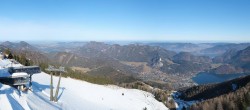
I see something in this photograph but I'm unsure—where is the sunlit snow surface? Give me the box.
[0,59,24,77]
[0,59,168,110]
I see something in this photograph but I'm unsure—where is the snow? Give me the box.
[0,59,22,69]
[174,101,179,109]
[0,68,11,77]
[29,72,168,110]
[0,95,13,110]
[0,83,30,110]
[171,91,197,110]
[232,84,237,91]
[0,59,24,77]
[11,72,29,77]
[0,59,11,68]
[0,60,28,78]
[0,59,168,110]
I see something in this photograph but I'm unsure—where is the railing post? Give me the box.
[29,74,32,89]
[46,65,66,102]
[50,72,54,101]
[54,72,61,102]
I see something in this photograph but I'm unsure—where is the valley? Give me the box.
[1,0,249,109]
[1,41,250,89]
[1,41,250,110]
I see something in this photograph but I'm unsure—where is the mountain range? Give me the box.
[1,41,250,90]
[0,41,250,109]
[211,46,250,74]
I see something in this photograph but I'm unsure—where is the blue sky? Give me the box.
[0,0,250,42]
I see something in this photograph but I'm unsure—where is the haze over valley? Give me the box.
[0,0,250,110]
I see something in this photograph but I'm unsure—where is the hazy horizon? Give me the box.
[1,0,250,42]
[1,40,250,44]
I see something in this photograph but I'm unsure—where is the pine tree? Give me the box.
[4,48,11,55]
[3,54,7,59]
[8,53,13,59]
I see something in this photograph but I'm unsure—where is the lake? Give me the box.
[192,72,250,85]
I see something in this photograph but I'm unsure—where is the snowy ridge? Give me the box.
[0,59,168,110]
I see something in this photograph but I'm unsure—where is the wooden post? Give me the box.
[50,72,54,101]
[54,72,61,102]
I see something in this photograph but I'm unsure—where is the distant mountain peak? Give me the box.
[18,41,35,49]
[1,41,14,46]
[19,41,29,45]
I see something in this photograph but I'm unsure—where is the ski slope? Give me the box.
[0,59,168,110]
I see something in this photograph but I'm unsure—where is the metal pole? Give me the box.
[54,72,61,102]
[46,65,66,102]
[50,72,54,101]
[29,74,32,89]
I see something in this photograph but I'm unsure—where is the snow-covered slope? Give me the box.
[32,72,167,110]
[0,59,168,110]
